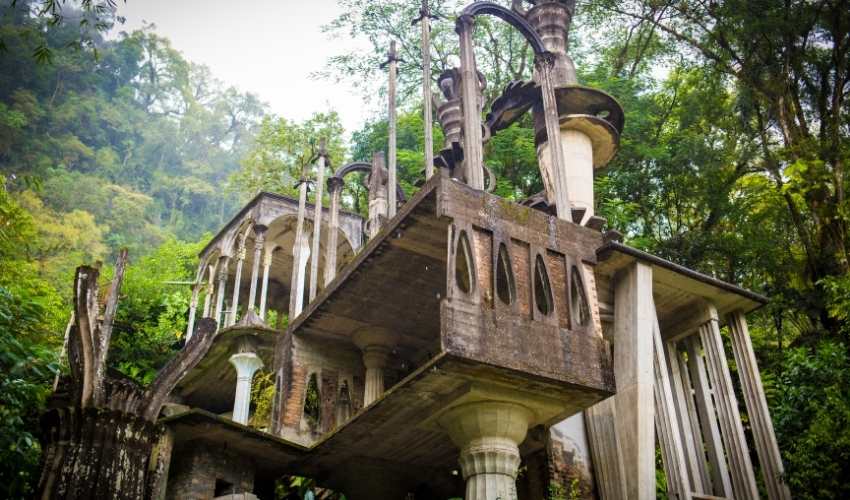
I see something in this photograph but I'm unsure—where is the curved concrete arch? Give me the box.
[458,1,546,55]
[331,161,407,203]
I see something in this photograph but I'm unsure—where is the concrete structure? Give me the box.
[38,1,790,499]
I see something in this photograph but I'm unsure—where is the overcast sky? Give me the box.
[114,0,375,135]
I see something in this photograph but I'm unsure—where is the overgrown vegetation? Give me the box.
[0,0,848,498]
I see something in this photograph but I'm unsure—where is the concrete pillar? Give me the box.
[259,246,274,321]
[613,261,655,499]
[229,352,264,425]
[699,307,759,500]
[228,242,247,327]
[289,167,310,317]
[685,335,732,496]
[727,311,792,500]
[652,317,691,499]
[419,0,435,180]
[439,401,533,500]
[324,178,343,286]
[202,265,215,317]
[386,41,399,218]
[535,53,573,222]
[456,15,484,190]
[292,234,311,318]
[367,152,388,239]
[353,328,397,406]
[309,148,326,302]
[247,226,266,313]
[186,284,199,340]
[214,256,230,329]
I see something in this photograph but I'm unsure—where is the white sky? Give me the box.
[114,0,375,135]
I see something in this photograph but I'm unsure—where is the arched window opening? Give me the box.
[570,265,591,327]
[534,254,554,316]
[495,242,516,305]
[304,373,321,428]
[455,230,474,294]
[336,380,353,425]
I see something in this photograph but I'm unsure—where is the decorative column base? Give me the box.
[439,401,533,500]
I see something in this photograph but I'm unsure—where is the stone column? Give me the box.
[439,401,533,500]
[324,177,343,286]
[419,0,435,180]
[292,234,311,318]
[386,41,399,218]
[228,242,247,327]
[202,265,215,317]
[214,256,230,329]
[727,311,792,500]
[613,261,655,500]
[456,15,484,190]
[229,352,264,425]
[185,284,200,340]
[699,306,759,500]
[259,246,274,321]
[247,226,266,313]
[535,53,573,222]
[353,329,397,405]
[289,170,310,317]
[309,146,327,302]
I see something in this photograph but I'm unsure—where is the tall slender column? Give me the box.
[652,315,690,498]
[699,307,759,500]
[386,41,399,218]
[229,352,264,425]
[613,261,655,500]
[324,177,343,286]
[419,0,435,180]
[292,234,310,318]
[666,339,711,493]
[439,401,533,500]
[259,246,274,321]
[202,264,215,317]
[353,329,397,406]
[686,335,733,496]
[247,226,266,312]
[214,256,230,328]
[535,53,573,222]
[456,15,484,190]
[309,146,327,302]
[228,240,247,327]
[367,152,388,239]
[289,169,309,318]
[727,311,792,500]
[186,285,200,340]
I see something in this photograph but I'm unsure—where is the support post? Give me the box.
[309,144,327,302]
[353,329,396,406]
[418,0,435,180]
[214,256,230,329]
[186,284,199,340]
[386,41,399,218]
[727,311,792,500]
[324,177,343,286]
[439,402,532,500]
[247,226,266,312]
[613,261,655,499]
[289,167,310,317]
[686,335,733,496]
[228,240,247,327]
[585,400,628,500]
[202,264,215,317]
[653,314,691,499]
[229,352,264,425]
[666,339,711,493]
[535,53,573,222]
[456,15,484,190]
[259,246,273,321]
[699,307,759,500]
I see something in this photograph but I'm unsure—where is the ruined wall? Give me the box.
[166,442,255,500]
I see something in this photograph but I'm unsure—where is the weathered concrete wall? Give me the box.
[277,333,365,445]
[166,442,255,500]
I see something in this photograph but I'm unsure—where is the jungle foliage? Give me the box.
[0,0,848,498]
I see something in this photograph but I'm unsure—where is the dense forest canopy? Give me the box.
[1,0,848,498]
